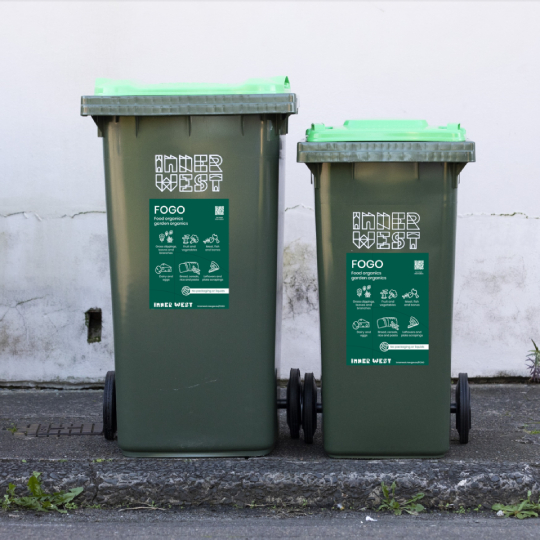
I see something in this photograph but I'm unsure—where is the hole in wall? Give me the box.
[85,309,102,343]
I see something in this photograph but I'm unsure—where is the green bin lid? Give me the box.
[94,76,290,96]
[305,120,466,143]
[81,76,297,117]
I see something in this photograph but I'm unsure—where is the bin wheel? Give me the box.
[456,373,471,444]
[302,373,317,444]
[286,369,302,439]
[103,371,117,441]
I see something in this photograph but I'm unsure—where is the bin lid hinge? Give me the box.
[451,162,466,188]
[278,114,289,136]
[92,116,104,138]
[455,163,467,176]
[307,163,321,188]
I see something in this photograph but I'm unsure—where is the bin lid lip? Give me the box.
[305,120,467,142]
[94,76,291,96]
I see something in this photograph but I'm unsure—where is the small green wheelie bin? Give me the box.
[293,120,475,457]
[81,77,297,457]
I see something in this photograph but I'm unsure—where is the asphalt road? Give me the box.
[0,508,539,539]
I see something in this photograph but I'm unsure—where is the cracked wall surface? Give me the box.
[279,206,321,378]
[452,214,540,377]
[279,208,540,379]
[0,213,113,385]
[2,207,535,383]
[2,1,540,383]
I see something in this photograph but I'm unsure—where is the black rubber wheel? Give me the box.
[456,373,471,444]
[103,371,117,441]
[287,368,302,439]
[302,373,317,444]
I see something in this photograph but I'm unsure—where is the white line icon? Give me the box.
[389,289,398,299]
[179,155,193,172]
[181,286,190,296]
[209,155,223,172]
[155,263,172,275]
[209,174,223,192]
[158,230,174,243]
[377,317,399,331]
[380,342,389,352]
[352,319,370,330]
[194,155,208,172]
[357,285,371,298]
[179,262,200,275]
[182,234,199,245]
[203,234,220,245]
[155,174,178,192]
[408,317,420,329]
[209,261,220,273]
[164,155,178,172]
[402,288,419,299]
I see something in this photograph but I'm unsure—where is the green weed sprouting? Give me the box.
[526,340,540,383]
[493,491,540,519]
[2,471,83,513]
[377,481,425,516]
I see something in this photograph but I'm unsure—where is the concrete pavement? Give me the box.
[0,385,539,510]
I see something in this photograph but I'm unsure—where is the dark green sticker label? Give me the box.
[346,253,429,366]
[149,199,229,309]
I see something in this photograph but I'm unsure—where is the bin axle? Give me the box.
[281,369,321,444]
[280,370,471,446]
[282,399,457,414]
[278,398,323,413]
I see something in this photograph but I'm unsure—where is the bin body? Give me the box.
[82,80,296,456]
[298,121,475,458]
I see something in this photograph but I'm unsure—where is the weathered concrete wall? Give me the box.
[452,214,540,377]
[1,1,539,384]
[0,213,113,385]
[281,209,540,379]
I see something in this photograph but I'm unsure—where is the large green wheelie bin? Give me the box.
[294,120,475,457]
[81,77,297,457]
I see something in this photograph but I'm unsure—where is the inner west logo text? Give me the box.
[353,212,420,250]
[155,154,223,193]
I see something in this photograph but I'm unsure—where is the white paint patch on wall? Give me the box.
[280,205,320,379]
[279,209,540,379]
[452,214,540,377]
[0,213,113,384]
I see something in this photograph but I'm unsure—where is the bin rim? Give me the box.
[81,93,297,117]
[297,140,476,164]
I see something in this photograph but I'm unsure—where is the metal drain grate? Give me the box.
[12,423,103,437]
